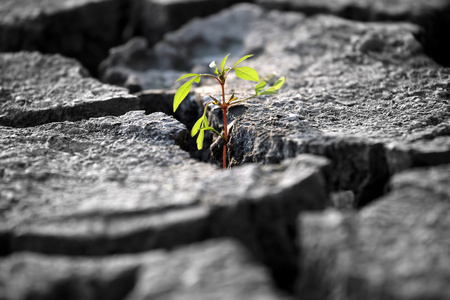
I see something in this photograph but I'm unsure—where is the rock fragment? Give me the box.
[98,37,186,91]
[194,6,450,205]
[0,52,139,127]
[138,0,246,45]
[99,3,265,90]
[386,135,450,173]
[256,0,449,20]
[256,0,450,66]
[0,0,136,74]
[0,239,290,300]
[0,0,251,75]
[98,5,450,207]
[1,110,330,289]
[298,164,450,299]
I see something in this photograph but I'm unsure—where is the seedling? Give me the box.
[173,54,285,169]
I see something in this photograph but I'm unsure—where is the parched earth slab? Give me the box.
[0,0,134,74]
[0,239,291,300]
[192,6,450,205]
[0,51,201,130]
[0,52,139,127]
[99,3,266,90]
[256,0,449,19]
[386,135,450,173]
[297,164,450,299]
[0,110,210,255]
[0,110,330,289]
[102,4,450,205]
[0,0,248,76]
[256,0,450,67]
[138,0,245,45]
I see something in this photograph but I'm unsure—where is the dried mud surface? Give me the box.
[1,1,450,299]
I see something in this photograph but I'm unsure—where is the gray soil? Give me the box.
[1,1,450,299]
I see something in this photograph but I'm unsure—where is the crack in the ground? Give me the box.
[2,1,450,298]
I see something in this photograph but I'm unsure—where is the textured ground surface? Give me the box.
[1,1,450,299]
[0,52,138,127]
[1,239,290,300]
[256,0,450,67]
[149,4,450,205]
[0,65,330,294]
[299,165,450,300]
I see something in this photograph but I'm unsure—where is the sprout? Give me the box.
[174,54,285,169]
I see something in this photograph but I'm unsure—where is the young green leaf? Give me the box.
[271,76,285,90]
[257,77,286,96]
[220,53,230,73]
[191,116,204,137]
[209,61,219,75]
[255,81,267,95]
[173,77,198,112]
[235,67,260,82]
[202,114,208,127]
[191,103,210,137]
[201,126,220,135]
[197,130,205,150]
[232,54,253,68]
[176,73,199,82]
[196,126,223,150]
[209,95,220,105]
[259,90,278,96]
[227,92,237,103]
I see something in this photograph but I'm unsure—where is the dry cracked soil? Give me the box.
[1,0,450,299]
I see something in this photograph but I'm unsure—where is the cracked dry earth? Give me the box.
[1,1,450,300]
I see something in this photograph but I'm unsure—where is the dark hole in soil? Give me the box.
[0,232,11,256]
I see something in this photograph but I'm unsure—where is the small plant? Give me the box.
[173,54,285,169]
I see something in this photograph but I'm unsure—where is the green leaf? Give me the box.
[259,90,278,96]
[271,76,285,90]
[173,77,197,112]
[220,53,230,73]
[255,81,267,95]
[191,103,210,137]
[257,77,285,96]
[202,126,221,136]
[191,116,204,137]
[235,67,260,82]
[209,95,220,104]
[233,54,253,68]
[196,126,223,150]
[201,126,216,132]
[197,130,205,150]
[176,73,199,82]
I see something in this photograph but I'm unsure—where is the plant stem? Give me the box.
[222,106,228,170]
[221,83,227,170]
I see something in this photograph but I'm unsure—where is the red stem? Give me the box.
[221,83,228,170]
[222,107,228,170]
